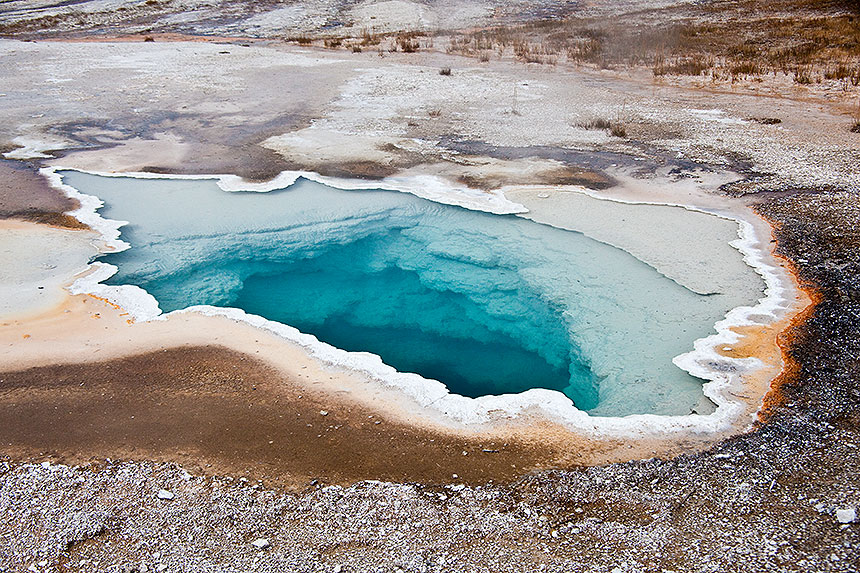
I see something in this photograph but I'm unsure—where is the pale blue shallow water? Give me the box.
[63,171,754,416]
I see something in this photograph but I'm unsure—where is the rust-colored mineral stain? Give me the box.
[751,237,819,424]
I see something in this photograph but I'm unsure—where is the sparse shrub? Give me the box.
[794,66,813,84]
[654,55,714,77]
[352,45,362,53]
[143,36,154,42]
[324,38,342,49]
[428,109,442,118]
[361,30,380,46]
[729,60,763,77]
[439,67,452,76]
[610,123,627,137]
[479,52,490,63]
[294,36,313,46]
[579,118,626,137]
[397,33,420,53]
[580,118,612,130]
[851,122,860,133]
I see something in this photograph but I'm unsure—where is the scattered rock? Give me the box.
[250,538,270,549]
[836,508,856,524]
[156,490,174,501]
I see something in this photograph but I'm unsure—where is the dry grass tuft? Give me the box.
[443,0,860,85]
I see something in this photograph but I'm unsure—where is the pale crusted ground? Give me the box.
[0,1,859,571]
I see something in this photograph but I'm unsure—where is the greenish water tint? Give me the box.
[63,171,753,416]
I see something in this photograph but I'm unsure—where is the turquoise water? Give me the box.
[64,171,750,416]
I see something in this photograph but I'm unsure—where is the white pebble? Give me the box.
[156,489,175,500]
[836,507,856,523]
[251,538,270,549]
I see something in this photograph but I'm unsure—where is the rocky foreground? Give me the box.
[1,1,859,571]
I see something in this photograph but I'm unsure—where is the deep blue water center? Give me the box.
[232,233,591,403]
[65,171,736,416]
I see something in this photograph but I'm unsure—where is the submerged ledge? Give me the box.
[40,165,808,438]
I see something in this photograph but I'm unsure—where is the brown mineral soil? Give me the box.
[0,345,566,490]
[1,291,700,490]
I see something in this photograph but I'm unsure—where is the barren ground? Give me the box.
[0,1,859,571]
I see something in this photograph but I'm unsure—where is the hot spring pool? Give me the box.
[60,170,764,417]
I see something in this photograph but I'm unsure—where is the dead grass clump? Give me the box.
[824,62,860,85]
[794,65,814,84]
[439,67,452,76]
[654,54,714,76]
[445,4,860,88]
[361,30,381,46]
[324,38,342,49]
[609,123,627,138]
[579,118,626,137]
[851,121,860,133]
[580,118,612,130]
[729,60,764,77]
[397,32,420,53]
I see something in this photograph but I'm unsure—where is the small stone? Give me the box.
[836,508,856,523]
[320,410,328,416]
[333,566,343,573]
[157,566,168,573]
[251,538,270,549]
[156,489,174,500]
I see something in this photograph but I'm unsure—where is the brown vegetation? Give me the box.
[445,0,860,86]
[579,118,627,137]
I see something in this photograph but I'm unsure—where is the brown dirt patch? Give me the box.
[0,346,569,490]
